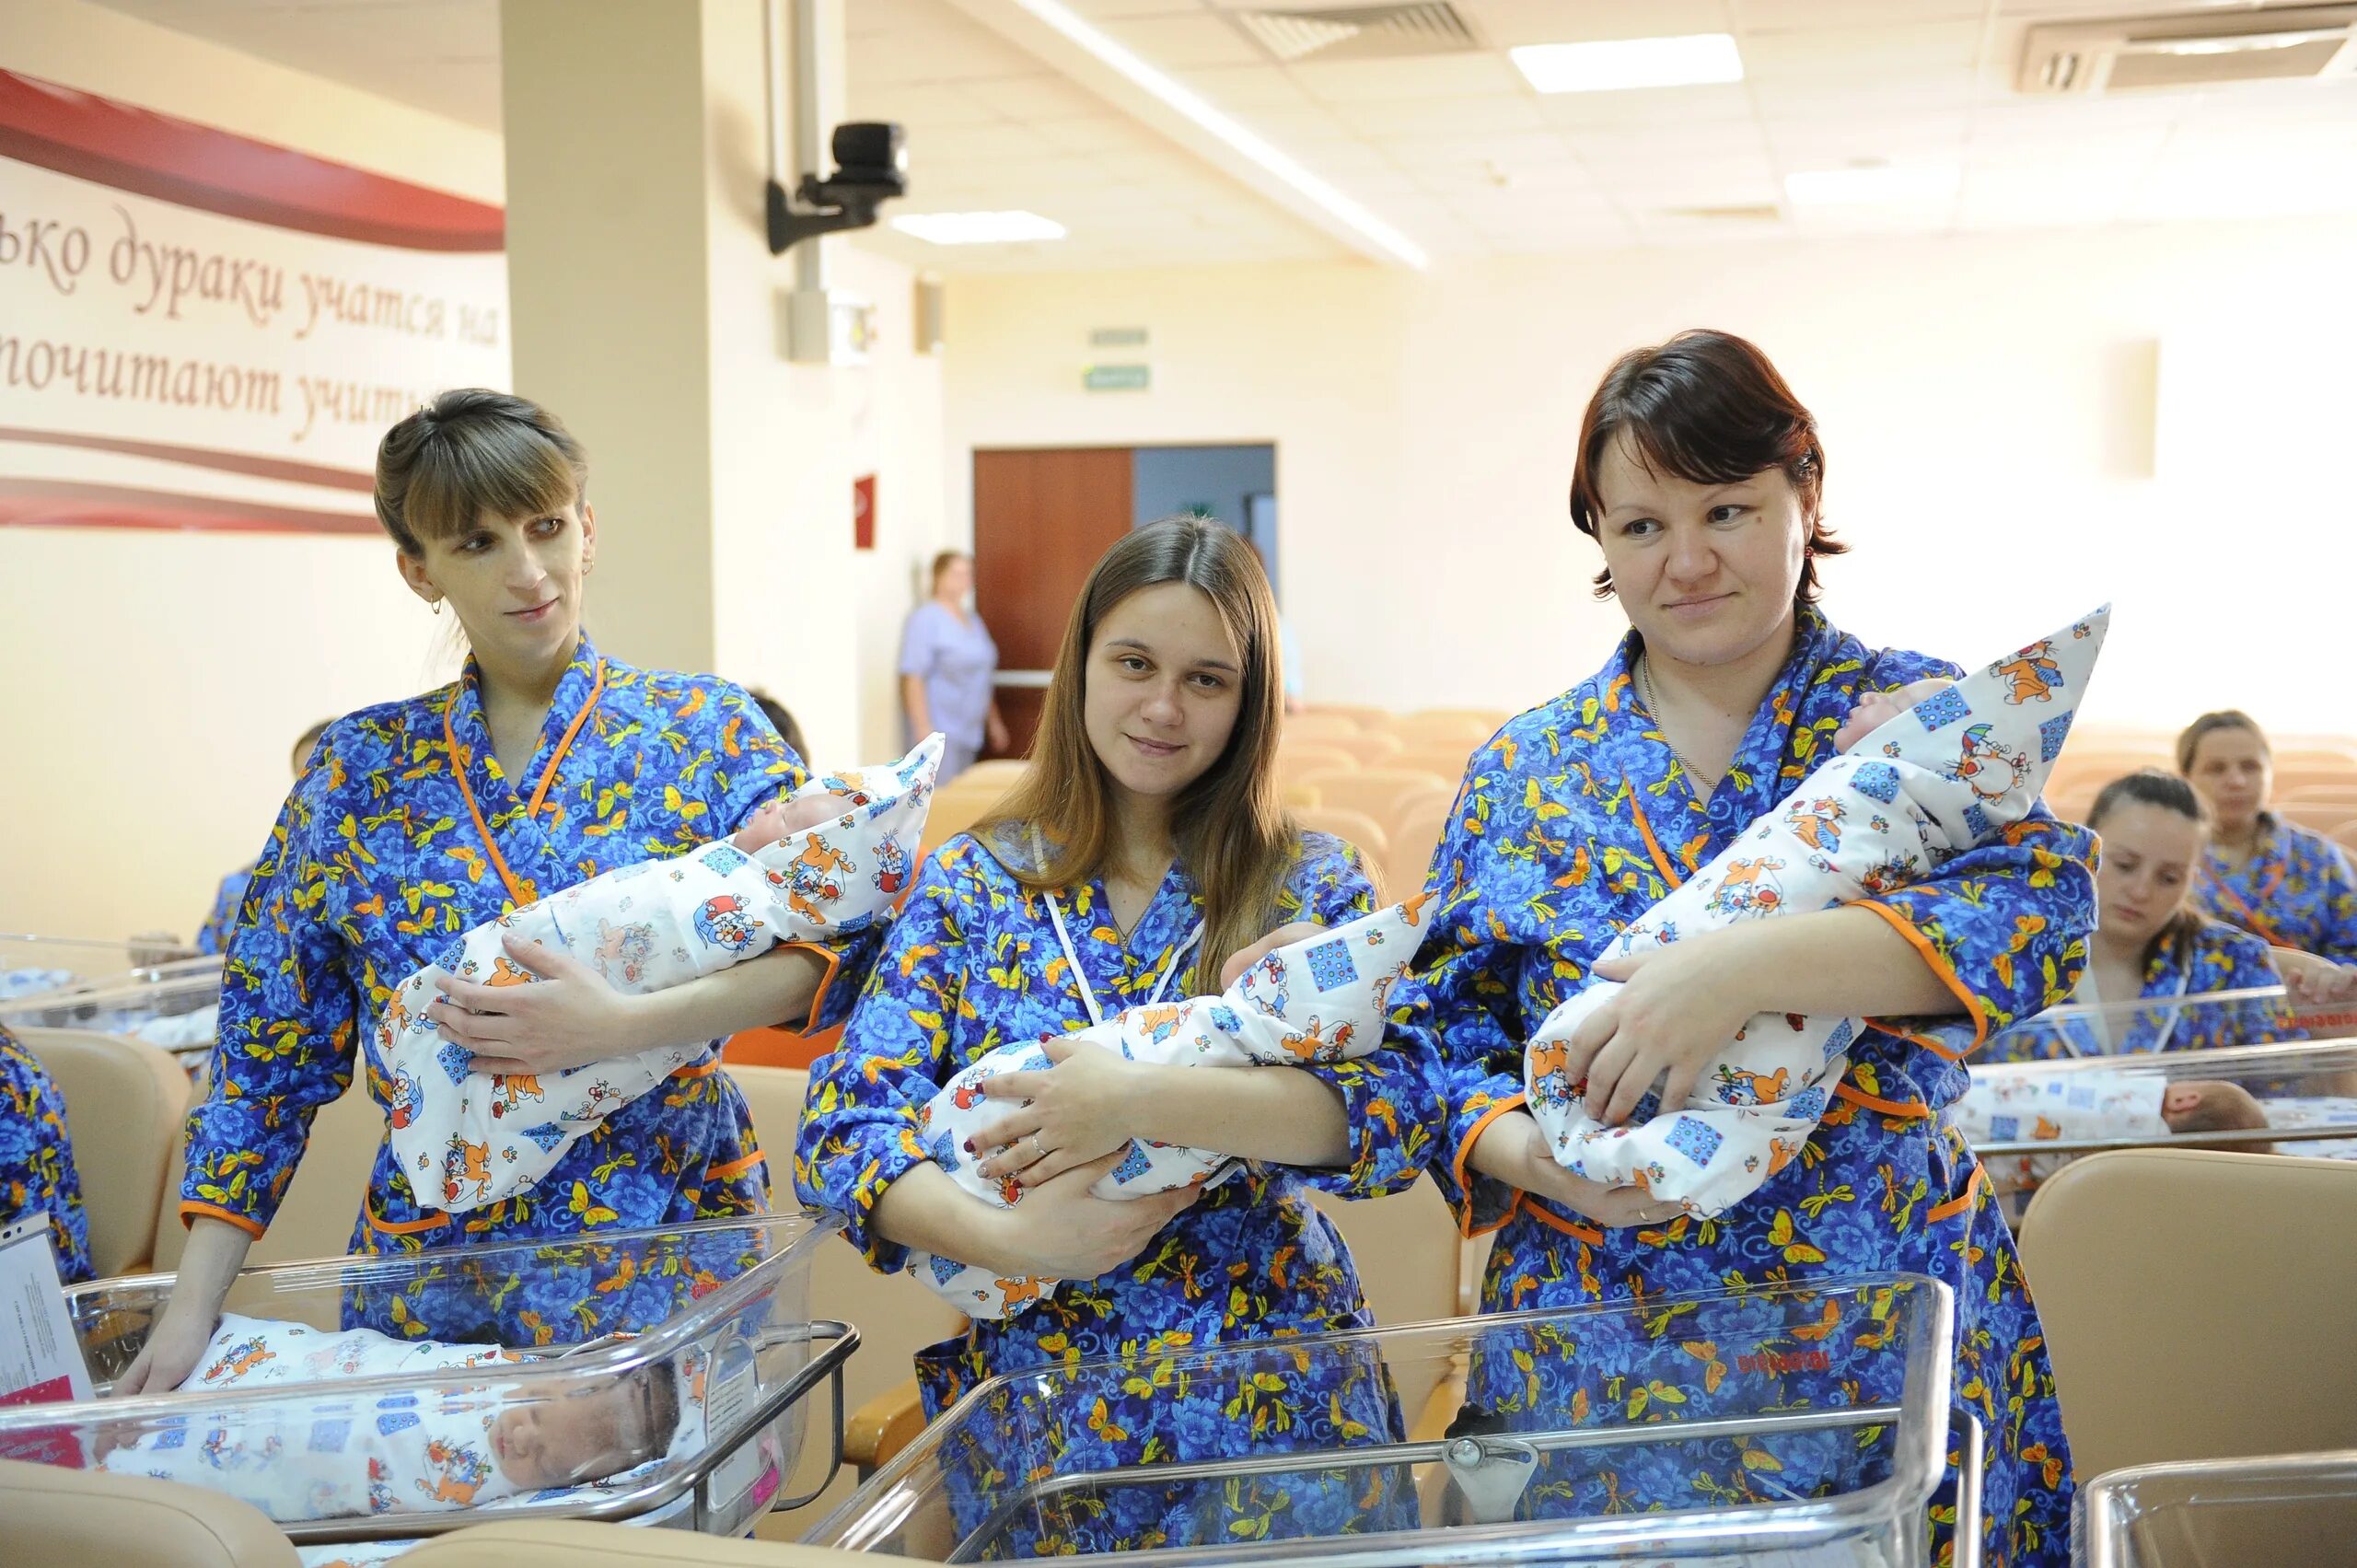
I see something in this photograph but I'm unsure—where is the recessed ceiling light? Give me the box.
[890,211,1068,245]
[1509,34,1744,94]
[1784,164,1962,206]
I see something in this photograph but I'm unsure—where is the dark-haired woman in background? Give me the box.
[1407,331,2093,1565]
[2177,710,2357,963]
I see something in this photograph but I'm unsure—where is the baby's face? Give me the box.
[729,790,850,851]
[1836,679,1954,752]
[487,1378,651,1491]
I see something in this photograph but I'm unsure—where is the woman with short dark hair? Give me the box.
[1410,331,2093,1566]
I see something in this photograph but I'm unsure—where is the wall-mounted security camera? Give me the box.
[767,122,908,256]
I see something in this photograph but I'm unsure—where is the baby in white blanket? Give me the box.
[98,1313,694,1522]
[908,896,1430,1320]
[382,739,939,1214]
[1525,610,2109,1219]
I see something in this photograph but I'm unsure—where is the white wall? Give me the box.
[943,218,2357,737]
[2,0,501,942]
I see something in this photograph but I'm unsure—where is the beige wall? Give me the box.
[942,218,2357,736]
[2,0,950,944]
[1,0,498,943]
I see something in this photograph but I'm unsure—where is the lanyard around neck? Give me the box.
[1030,827,1204,1027]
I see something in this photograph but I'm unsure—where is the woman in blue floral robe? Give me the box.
[1406,332,2093,1567]
[123,393,869,1394]
[2179,712,2357,963]
[1990,772,2295,1063]
[0,1023,92,1283]
[797,519,1437,1555]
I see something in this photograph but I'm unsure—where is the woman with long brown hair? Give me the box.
[796,517,1436,1551]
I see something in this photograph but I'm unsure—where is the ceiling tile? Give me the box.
[1462,0,1734,48]
[1329,92,1547,137]
[1099,14,1267,68]
[1286,52,1529,105]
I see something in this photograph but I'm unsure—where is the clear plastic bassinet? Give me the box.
[0,934,225,1067]
[1969,1036,2357,1161]
[2075,1449,2357,1567]
[807,1272,1972,1568]
[0,1214,858,1545]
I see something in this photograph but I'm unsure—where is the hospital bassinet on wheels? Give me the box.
[0,1214,858,1552]
[807,1272,1979,1568]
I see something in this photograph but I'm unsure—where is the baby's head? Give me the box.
[487,1361,682,1491]
[729,788,850,852]
[1836,678,1954,753]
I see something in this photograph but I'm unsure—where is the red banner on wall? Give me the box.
[0,70,509,535]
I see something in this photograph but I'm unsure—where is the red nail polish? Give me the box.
[963,1140,974,1152]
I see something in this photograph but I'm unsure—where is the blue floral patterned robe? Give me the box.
[2196,812,2357,963]
[194,867,250,956]
[1985,916,2294,1063]
[1,1023,92,1283]
[180,635,872,1342]
[795,828,1438,1552]
[1405,609,2094,1568]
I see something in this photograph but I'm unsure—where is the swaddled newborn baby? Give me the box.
[382,739,940,1214]
[1523,609,2109,1218]
[97,1313,692,1521]
[911,897,1431,1320]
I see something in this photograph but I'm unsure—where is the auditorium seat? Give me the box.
[1324,730,1407,768]
[1299,768,1453,828]
[13,1026,187,1277]
[2018,1148,2357,1480]
[0,1458,299,1568]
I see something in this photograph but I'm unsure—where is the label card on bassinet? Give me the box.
[0,1217,92,1413]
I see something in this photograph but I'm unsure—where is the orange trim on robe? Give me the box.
[1853,898,1987,1059]
[704,1149,768,1184]
[441,659,608,908]
[1453,1093,1532,1240]
[1515,1192,1604,1246]
[1925,1161,1986,1224]
[180,1201,266,1238]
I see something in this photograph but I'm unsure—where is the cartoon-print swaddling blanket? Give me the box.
[384,738,941,1214]
[912,896,1430,1320]
[1525,609,2111,1218]
[97,1312,706,1527]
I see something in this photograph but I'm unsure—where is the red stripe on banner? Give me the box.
[0,69,504,252]
[0,478,376,536]
[0,426,375,492]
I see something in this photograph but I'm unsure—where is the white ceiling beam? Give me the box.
[932,0,1432,268]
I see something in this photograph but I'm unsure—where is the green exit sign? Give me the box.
[1083,364,1151,392]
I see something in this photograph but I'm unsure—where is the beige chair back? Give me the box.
[13,1027,189,1277]
[1325,730,1405,768]
[1300,705,1388,729]
[1384,784,1457,901]
[153,1074,382,1272]
[1299,768,1453,829]
[1283,712,1367,740]
[1275,745,1357,790]
[0,1457,299,1567]
[2017,1149,2357,1480]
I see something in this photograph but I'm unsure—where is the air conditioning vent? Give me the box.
[2019,6,2357,94]
[1230,5,1480,64]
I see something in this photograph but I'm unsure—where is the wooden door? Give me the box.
[972,447,1132,757]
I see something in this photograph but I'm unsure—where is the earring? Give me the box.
[432,599,443,616]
